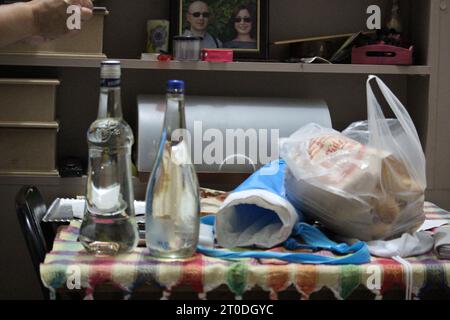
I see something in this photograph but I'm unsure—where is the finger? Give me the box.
[65,0,92,9]
[81,0,94,10]
[63,0,79,6]
[80,7,93,21]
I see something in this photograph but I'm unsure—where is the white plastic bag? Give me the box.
[281,76,426,241]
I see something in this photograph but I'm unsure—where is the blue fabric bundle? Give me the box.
[215,160,300,249]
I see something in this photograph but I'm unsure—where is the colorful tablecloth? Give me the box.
[40,202,450,300]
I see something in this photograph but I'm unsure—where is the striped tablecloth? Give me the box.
[40,202,450,300]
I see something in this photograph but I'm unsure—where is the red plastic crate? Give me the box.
[351,44,413,65]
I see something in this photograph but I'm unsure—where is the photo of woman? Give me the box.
[224,5,257,49]
[174,0,268,59]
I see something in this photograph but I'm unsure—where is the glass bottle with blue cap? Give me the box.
[145,80,200,259]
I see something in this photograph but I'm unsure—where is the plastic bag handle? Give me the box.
[366,75,426,185]
[367,75,422,150]
[197,216,371,265]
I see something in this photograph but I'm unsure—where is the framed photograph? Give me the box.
[170,0,269,60]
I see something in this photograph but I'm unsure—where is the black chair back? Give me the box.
[15,186,49,299]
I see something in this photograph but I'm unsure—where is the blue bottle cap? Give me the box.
[167,80,185,93]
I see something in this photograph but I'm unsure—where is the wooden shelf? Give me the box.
[0,53,105,68]
[0,54,432,75]
[122,59,432,75]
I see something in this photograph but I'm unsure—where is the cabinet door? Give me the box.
[435,0,450,189]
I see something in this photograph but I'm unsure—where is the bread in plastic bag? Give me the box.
[281,76,426,241]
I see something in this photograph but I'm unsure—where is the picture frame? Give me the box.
[170,0,269,60]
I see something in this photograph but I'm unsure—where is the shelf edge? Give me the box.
[0,56,433,75]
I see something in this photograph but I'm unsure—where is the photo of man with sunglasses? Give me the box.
[183,0,222,49]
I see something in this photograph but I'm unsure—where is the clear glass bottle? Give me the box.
[79,60,138,255]
[145,80,200,259]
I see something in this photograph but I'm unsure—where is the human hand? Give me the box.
[28,0,93,40]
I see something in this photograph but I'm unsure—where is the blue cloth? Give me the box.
[199,215,371,265]
[235,160,292,202]
[215,160,301,248]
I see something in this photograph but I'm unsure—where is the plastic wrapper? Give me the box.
[281,76,426,241]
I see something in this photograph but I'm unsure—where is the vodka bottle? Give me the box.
[145,80,200,259]
[79,60,138,255]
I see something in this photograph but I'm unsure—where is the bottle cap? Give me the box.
[101,60,121,79]
[167,80,185,93]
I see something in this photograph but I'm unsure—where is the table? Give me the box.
[40,202,450,300]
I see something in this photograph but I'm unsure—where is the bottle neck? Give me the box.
[164,91,186,140]
[98,80,123,119]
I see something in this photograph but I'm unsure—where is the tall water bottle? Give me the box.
[79,60,138,255]
[145,80,200,259]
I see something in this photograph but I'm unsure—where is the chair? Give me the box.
[15,186,50,299]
